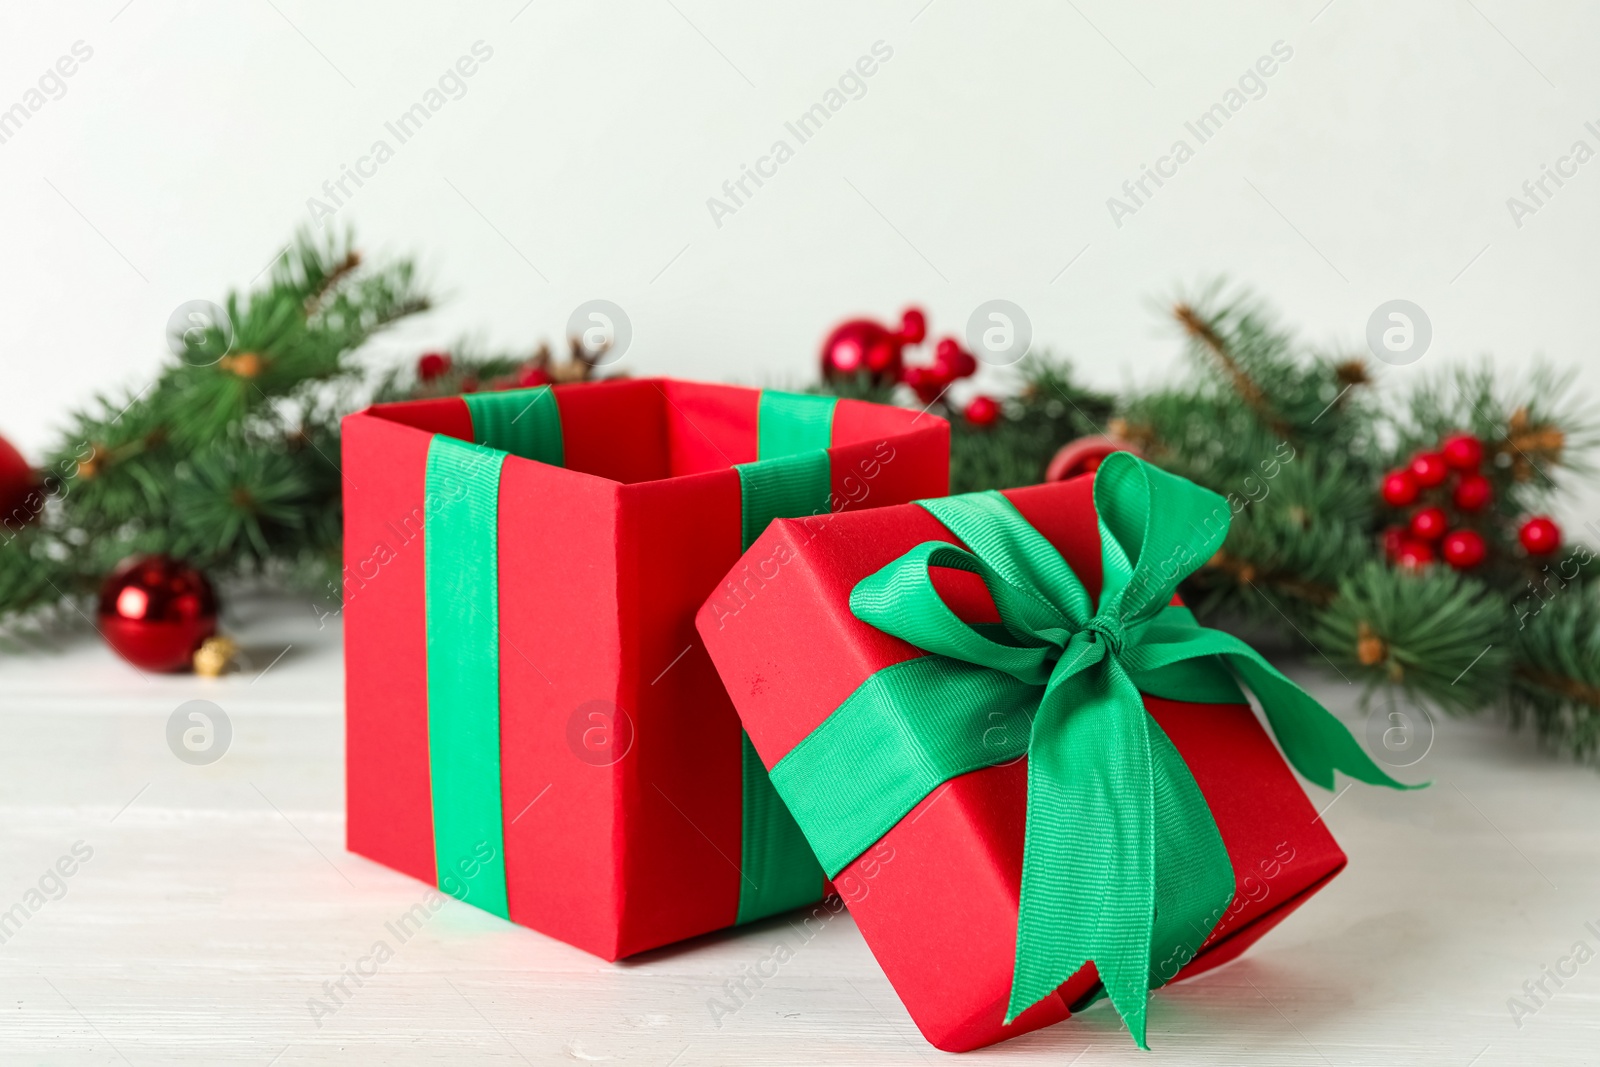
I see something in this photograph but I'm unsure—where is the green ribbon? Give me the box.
[423,385,828,926]
[463,387,564,465]
[425,434,512,916]
[768,452,1417,1048]
[424,386,563,914]
[729,390,833,923]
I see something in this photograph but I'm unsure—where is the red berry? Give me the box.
[934,338,978,379]
[1381,470,1420,507]
[1409,451,1449,488]
[1395,539,1435,570]
[1518,515,1562,556]
[515,364,552,388]
[1441,529,1487,570]
[417,352,452,381]
[963,395,1001,427]
[1409,505,1448,542]
[1452,472,1492,512]
[1441,433,1484,471]
[898,308,927,345]
[1382,525,1408,561]
[902,365,952,405]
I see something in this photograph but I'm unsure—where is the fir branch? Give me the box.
[948,355,1112,494]
[1174,301,1292,439]
[0,229,430,630]
[1511,582,1600,759]
[1311,562,1512,714]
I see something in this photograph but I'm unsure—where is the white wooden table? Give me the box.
[2,595,1595,1066]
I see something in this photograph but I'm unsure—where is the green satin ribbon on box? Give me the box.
[767,452,1418,1048]
[422,385,826,924]
[730,390,832,921]
[424,387,564,917]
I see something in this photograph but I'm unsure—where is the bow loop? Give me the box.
[850,539,1067,687]
[1093,451,1232,628]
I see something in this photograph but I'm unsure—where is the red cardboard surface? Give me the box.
[696,476,1348,1051]
[343,378,948,960]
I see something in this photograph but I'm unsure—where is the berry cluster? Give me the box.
[1379,432,1562,571]
[820,307,998,425]
[418,350,551,392]
[903,338,978,405]
[414,342,601,393]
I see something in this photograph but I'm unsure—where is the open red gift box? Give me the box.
[696,473,1351,1051]
[342,377,947,960]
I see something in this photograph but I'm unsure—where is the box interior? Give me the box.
[365,377,926,486]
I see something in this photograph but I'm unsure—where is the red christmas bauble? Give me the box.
[1380,469,1420,507]
[1441,433,1484,471]
[963,395,1001,427]
[417,351,452,381]
[96,555,218,672]
[1046,436,1142,482]
[0,430,37,528]
[1518,515,1562,556]
[1441,529,1487,569]
[820,307,926,385]
[1452,472,1492,512]
[934,338,978,380]
[1408,505,1448,542]
[1409,451,1449,488]
[1395,539,1435,570]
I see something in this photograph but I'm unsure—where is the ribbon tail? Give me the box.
[1128,627,1423,794]
[1006,655,1159,1048]
[1146,718,1235,991]
[1226,652,1425,792]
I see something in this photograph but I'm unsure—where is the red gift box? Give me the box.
[696,474,1354,1051]
[343,377,948,960]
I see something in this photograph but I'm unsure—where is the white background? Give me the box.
[2,0,1597,517]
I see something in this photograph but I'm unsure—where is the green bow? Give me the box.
[769,452,1416,1048]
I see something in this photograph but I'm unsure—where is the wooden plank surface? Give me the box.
[1,596,1595,1065]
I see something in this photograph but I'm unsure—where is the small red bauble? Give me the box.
[1046,436,1142,482]
[1408,505,1448,542]
[1518,515,1562,556]
[1381,469,1420,507]
[1395,539,1435,570]
[1409,451,1449,488]
[1441,529,1487,569]
[1452,472,1493,512]
[1440,433,1484,471]
[96,555,218,672]
[417,352,452,381]
[963,395,1001,427]
[0,430,37,528]
[820,307,926,385]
